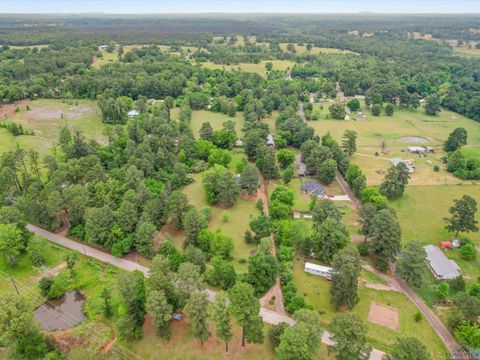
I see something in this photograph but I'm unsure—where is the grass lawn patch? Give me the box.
[181,172,259,272]
[278,43,358,55]
[198,60,294,77]
[0,98,105,155]
[171,108,245,139]
[389,185,480,245]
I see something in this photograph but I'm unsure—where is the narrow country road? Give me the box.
[336,170,361,210]
[28,223,386,359]
[298,101,307,123]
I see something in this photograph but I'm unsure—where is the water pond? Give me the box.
[34,291,86,331]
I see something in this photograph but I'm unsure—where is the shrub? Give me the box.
[221,211,230,223]
[414,311,423,322]
[38,276,54,297]
[356,242,369,257]
[433,165,440,172]
[371,104,382,116]
[438,281,450,299]
[269,322,290,348]
[460,244,476,261]
[67,224,85,240]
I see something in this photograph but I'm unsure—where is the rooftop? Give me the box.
[424,245,460,280]
[301,180,325,196]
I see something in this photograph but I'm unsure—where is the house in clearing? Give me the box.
[391,157,415,173]
[424,245,460,280]
[304,262,333,280]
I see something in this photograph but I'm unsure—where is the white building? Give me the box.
[424,245,461,280]
[391,158,415,173]
[304,262,333,280]
[267,134,275,147]
[127,110,140,118]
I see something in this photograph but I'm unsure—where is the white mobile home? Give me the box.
[304,262,333,280]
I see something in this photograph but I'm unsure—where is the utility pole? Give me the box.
[9,275,19,295]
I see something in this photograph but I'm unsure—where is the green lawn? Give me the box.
[198,60,295,77]
[389,184,480,245]
[0,99,105,156]
[171,109,245,139]
[278,43,358,55]
[292,258,447,357]
[181,171,259,272]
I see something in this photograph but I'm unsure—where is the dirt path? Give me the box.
[258,180,287,315]
[298,101,307,123]
[101,336,116,353]
[335,170,361,210]
[355,152,391,161]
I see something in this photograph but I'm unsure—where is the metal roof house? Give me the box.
[301,180,325,197]
[424,245,460,280]
[304,262,333,280]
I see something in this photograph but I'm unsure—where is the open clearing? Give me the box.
[390,184,480,245]
[279,43,358,55]
[0,99,105,155]
[368,302,400,331]
[198,60,294,76]
[171,108,245,138]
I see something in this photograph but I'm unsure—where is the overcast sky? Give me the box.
[1,0,479,14]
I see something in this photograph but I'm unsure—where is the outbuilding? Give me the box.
[267,134,275,147]
[128,110,140,118]
[424,245,461,280]
[304,262,333,280]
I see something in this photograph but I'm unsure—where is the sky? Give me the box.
[1,0,480,14]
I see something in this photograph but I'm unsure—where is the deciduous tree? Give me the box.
[331,247,361,309]
[328,312,371,360]
[444,195,478,238]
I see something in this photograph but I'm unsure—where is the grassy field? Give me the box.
[180,171,259,272]
[198,60,294,77]
[0,99,105,155]
[390,184,480,245]
[171,108,245,139]
[279,43,358,55]
[308,102,480,185]
[292,258,447,357]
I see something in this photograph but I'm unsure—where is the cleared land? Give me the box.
[171,108,245,138]
[198,60,294,77]
[0,99,105,155]
[279,43,358,55]
[309,102,480,186]
[390,184,480,245]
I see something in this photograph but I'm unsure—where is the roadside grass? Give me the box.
[181,171,259,272]
[292,258,447,357]
[197,60,294,77]
[0,98,105,155]
[171,108,245,138]
[389,184,480,245]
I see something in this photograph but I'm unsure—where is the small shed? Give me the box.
[304,262,333,280]
[452,239,461,248]
[128,110,140,118]
[293,211,301,219]
[391,158,415,173]
[424,245,461,280]
[235,139,244,147]
[301,180,325,197]
[172,313,182,321]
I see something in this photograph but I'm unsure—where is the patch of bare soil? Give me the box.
[0,99,31,118]
[47,330,85,353]
[368,302,400,331]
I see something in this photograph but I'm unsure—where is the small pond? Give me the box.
[399,136,428,143]
[34,291,86,331]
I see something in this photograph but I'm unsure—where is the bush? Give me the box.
[437,281,450,299]
[460,244,476,261]
[28,237,47,267]
[269,322,290,348]
[371,104,382,116]
[38,276,54,297]
[221,211,230,223]
[356,242,369,257]
[433,165,440,172]
[67,224,85,240]
[414,311,423,322]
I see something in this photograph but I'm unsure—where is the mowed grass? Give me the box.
[0,98,105,155]
[389,184,480,245]
[172,108,245,138]
[292,258,447,357]
[198,60,294,77]
[181,171,259,272]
